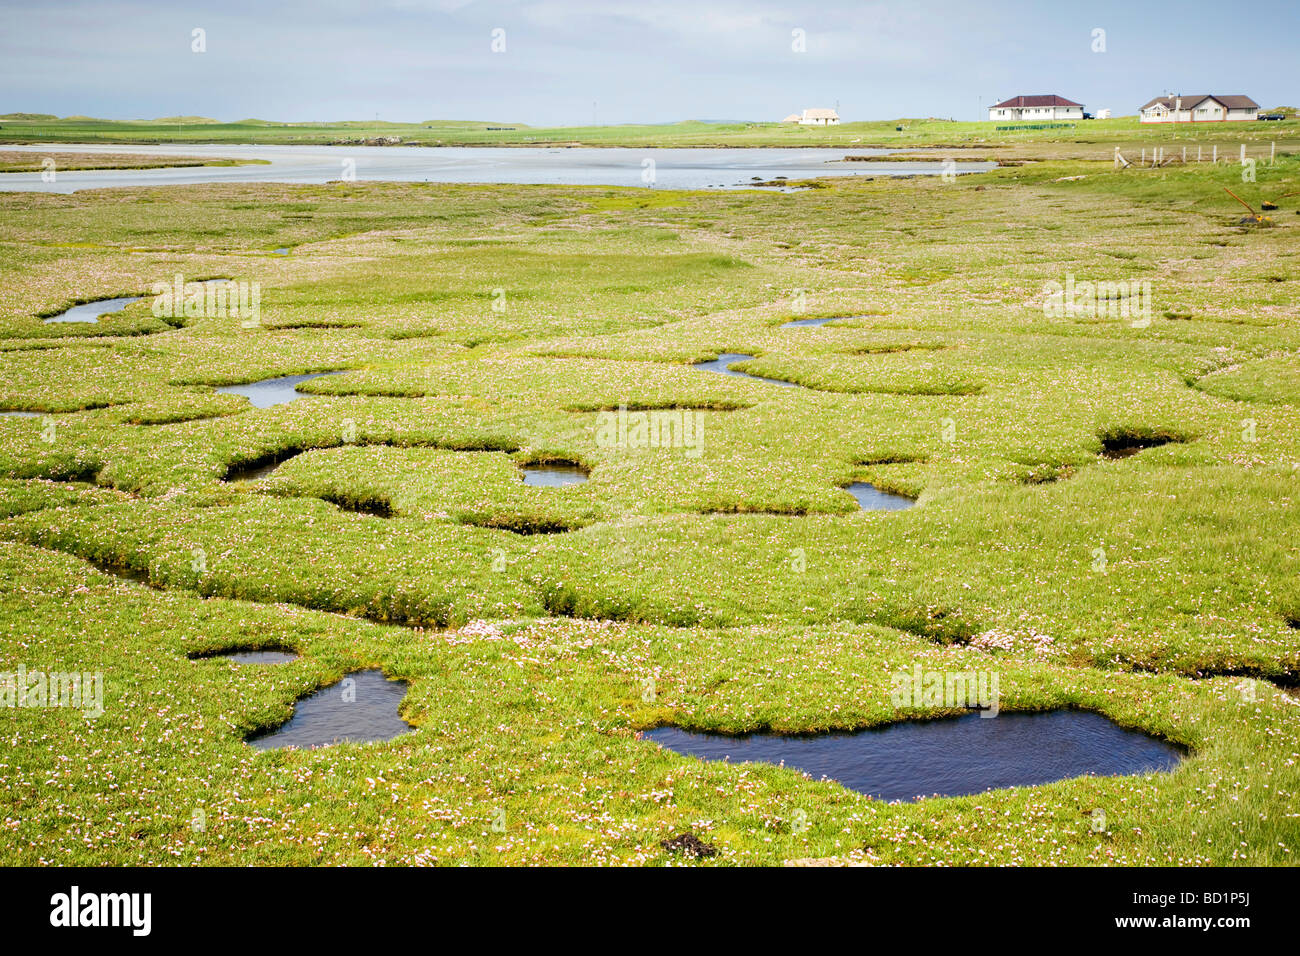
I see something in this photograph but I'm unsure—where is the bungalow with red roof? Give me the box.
[988,95,1084,122]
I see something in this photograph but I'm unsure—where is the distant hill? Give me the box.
[152,116,221,124]
[0,112,57,120]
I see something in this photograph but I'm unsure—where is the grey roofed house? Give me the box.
[1139,94,1260,122]
[1140,94,1259,111]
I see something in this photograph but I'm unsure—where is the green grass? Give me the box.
[4,113,1300,157]
[1,139,1298,865]
[0,151,269,173]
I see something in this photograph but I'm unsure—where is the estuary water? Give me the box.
[0,144,993,193]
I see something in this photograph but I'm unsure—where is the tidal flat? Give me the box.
[0,149,1297,865]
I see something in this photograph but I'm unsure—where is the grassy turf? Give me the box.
[1,142,1297,865]
[4,113,1300,159]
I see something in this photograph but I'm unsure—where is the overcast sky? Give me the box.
[2,0,1295,125]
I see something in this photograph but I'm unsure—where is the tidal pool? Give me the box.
[1100,437,1178,459]
[521,464,589,487]
[211,649,300,664]
[845,482,915,511]
[225,460,283,482]
[42,295,144,324]
[781,317,842,328]
[692,353,799,388]
[644,710,1183,802]
[216,371,343,408]
[247,669,412,750]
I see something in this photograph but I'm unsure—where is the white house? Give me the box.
[988,95,1084,122]
[1139,94,1259,123]
[797,108,839,126]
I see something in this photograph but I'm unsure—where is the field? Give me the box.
[3,111,1300,159]
[1,138,1298,865]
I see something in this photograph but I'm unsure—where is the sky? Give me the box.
[2,0,1296,125]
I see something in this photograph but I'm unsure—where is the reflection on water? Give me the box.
[692,353,800,388]
[43,296,144,324]
[845,482,915,511]
[0,145,996,194]
[645,710,1183,802]
[522,464,589,487]
[216,371,343,408]
[248,669,412,750]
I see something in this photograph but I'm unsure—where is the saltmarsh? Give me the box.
[1,151,1297,865]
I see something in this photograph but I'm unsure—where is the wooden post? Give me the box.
[1212,145,1217,163]
[1114,146,1121,169]
[1197,146,1202,162]
[1182,146,1186,163]
[1271,141,1276,165]
[1240,144,1247,164]
[1141,147,1146,165]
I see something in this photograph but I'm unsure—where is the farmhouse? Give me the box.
[797,108,839,126]
[1139,94,1259,123]
[988,95,1084,122]
[781,113,802,123]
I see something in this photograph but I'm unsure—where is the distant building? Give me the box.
[988,95,1084,122]
[1095,109,1112,120]
[1139,95,1259,123]
[781,113,802,123]
[798,108,839,126]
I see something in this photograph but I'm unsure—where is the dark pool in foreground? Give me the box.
[845,481,915,511]
[216,371,343,408]
[247,669,412,750]
[643,710,1183,802]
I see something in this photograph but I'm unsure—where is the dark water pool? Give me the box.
[692,353,799,387]
[522,464,589,487]
[644,710,1183,802]
[248,669,412,749]
[845,482,915,511]
[226,460,282,482]
[215,649,300,664]
[43,295,145,324]
[216,371,343,408]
